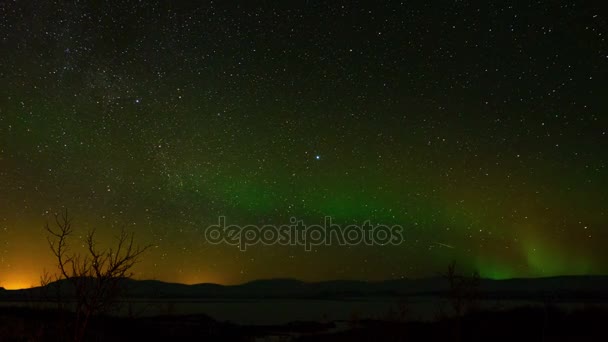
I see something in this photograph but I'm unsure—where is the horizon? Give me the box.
[4,272,608,291]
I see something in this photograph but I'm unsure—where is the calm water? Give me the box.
[1,297,602,325]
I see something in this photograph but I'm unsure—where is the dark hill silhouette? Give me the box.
[2,275,608,301]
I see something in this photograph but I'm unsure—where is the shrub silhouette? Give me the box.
[43,209,150,342]
[444,260,480,317]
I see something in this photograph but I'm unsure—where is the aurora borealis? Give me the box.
[0,1,606,289]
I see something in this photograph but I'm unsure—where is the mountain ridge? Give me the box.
[2,275,608,301]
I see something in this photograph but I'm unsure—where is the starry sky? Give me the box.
[0,1,607,289]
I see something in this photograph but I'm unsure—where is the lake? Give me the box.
[1,296,602,325]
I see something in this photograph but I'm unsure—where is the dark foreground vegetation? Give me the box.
[0,304,606,341]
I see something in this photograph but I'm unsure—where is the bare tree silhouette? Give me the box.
[44,209,151,342]
[444,260,480,317]
[442,260,481,342]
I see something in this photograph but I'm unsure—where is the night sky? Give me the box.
[1,1,607,289]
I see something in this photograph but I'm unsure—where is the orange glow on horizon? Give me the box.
[0,271,230,290]
[1,278,34,290]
